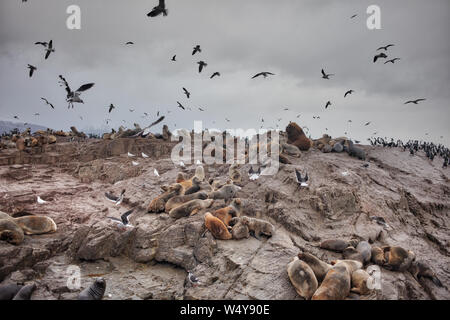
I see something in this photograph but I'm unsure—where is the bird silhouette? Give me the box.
[251,72,275,79]
[58,75,95,108]
[171,55,176,61]
[325,101,332,109]
[44,40,55,59]
[177,102,185,110]
[147,0,167,17]
[373,52,388,63]
[197,61,207,73]
[377,44,395,51]
[192,45,201,55]
[27,64,37,77]
[344,90,354,97]
[210,72,220,79]
[183,87,190,99]
[107,104,115,113]
[321,69,334,79]
[41,97,55,109]
[384,58,400,64]
[404,99,426,105]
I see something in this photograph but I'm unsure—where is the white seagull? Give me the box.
[142,152,149,158]
[128,152,135,157]
[154,169,160,176]
[37,196,47,204]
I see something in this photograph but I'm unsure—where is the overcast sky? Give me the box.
[0,0,449,144]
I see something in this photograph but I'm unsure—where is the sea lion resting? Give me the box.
[285,122,312,151]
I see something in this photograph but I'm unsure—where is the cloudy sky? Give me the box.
[0,0,449,144]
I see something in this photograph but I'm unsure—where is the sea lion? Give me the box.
[240,216,274,240]
[356,241,372,264]
[208,183,241,204]
[230,217,250,240]
[78,278,106,300]
[343,246,364,263]
[194,165,205,182]
[228,165,242,184]
[314,134,332,148]
[332,140,345,153]
[148,183,184,213]
[0,283,23,300]
[0,219,24,245]
[351,269,372,295]
[0,211,13,220]
[169,199,214,219]
[204,212,232,240]
[176,172,186,183]
[16,137,25,151]
[286,122,312,151]
[12,283,36,300]
[320,239,350,252]
[281,143,301,157]
[297,252,332,282]
[165,191,208,212]
[184,176,202,195]
[287,257,318,300]
[408,260,443,287]
[13,216,57,235]
[346,140,366,161]
[321,144,332,153]
[383,246,416,271]
[212,198,242,226]
[371,246,386,265]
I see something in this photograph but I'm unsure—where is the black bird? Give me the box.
[294,169,309,189]
[107,104,115,113]
[364,122,371,126]
[171,55,176,61]
[108,209,134,227]
[27,64,37,77]
[321,68,334,79]
[147,0,168,17]
[182,87,190,99]
[404,99,426,105]
[344,90,354,97]
[377,44,395,51]
[210,72,220,79]
[125,41,134,45]
[373,52,387,63]
[198,107,205,111]
[105,189,125,205]
[384,58,401,64]
[35,41,48,47]
[197,61,207,73]
[251,72,275,79]
[192,45,201,55]
[44,40,54,59]
[41,97,55,109]
[132,116,165,137]
[325,101,332,109]
[225,118,230,122]
[14,116,19,119]
[58,75,95,108]
[350,14,358,19]
[177,101,185,110]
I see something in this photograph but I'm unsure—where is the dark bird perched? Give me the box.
[210,72,220,79]
[404,99,426,105]
[321,68,334,79]
[373,52,387,63]
[107,209,134,227]
[248,166,261,181]
[177,101,185,110]
[41,97,55,109]
[251,72,275,79]
[27,64,37,77]
[132,116,165,137]
[182,87,190,99]
[171,55,176,61]
[58,75,95,108]
[105,189,125,205]
[44,40,55,59]
[384,58,401,64]
[294,169,309,189]
[187,270,200,287]
[377,44,395,51]
[325,101,332,109]
[197,61,207,73]
[147,0,167,17]
[125,41,134,45]
[107,104,115,113]
[344,90,354,97]
[192,45,201,55]
[370,216,389,228]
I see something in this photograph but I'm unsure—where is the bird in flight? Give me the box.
[44,40,55,59]
[129,108,135,112]
[364,122,371,126]
[132,116,165,137]
[198,107,205,111]
[27,64,37,77]
[192,45,201,55]
[321,69,334,79]
[325,101,332,109]
[34,113,40,116]
[344,90,354,97]
[384,58,401,64]
[35,41,49,47]
[108,209,134,227]
[197,61,207,73]
[404,99,426,105]
[225,118,230,122]
[147,0,168,17]
[251,72,275,79]
[350,14,358,19]
[125,41,134,45]
[105,189,125,206]
[377,44,395,51]
[41,97,55,109]
[177,101,185,110]
[171,55,176,61]
[210,72,220,79]
[373,52,388,63]
[107,104,115,113]
[183,87,191,99]
[58,75,95,108]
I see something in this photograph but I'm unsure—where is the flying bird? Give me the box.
[325,101,332,109]
[44,40,55,59]
[35,41,48,47]
[58,75,95,108]
[171,55,176,61]
[107,104,115,113]
[192,45,201,55]
[132,116,165,137]
[182,87,191,99]
[177,101,185,110]
[251,72,275,79]
[129,108,135,112]
[350,14,358,19]
[41,97,55,109]
[373,52,388,63]
[344,90,354,97]
[384,58,401,64]
[198,107,205,111]
[105,189,126,205]
[125,41,134,45]
[27,64,37,77]
[377,44,395,51]
[197,61,207,73]
[34,113,40,116]
[108,209,134,227]
[147,0,167,17]
[321,69,334,79]
[210,72,220,79]
[364,122,371,126]
[404,99,426,105]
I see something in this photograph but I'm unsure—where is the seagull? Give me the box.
[37,196,47,204]
[154,169,159,176]
[182,87,190,99]
[35,41,48,47]
[125,41,134,45]
[34,113,40,116]
[41,97,55,109]
[132,161,139,166]
[225,118,230,122]
[107,104,115,113]
[132,116,165,137]
[248,166,261,181]
[198,107,205,111]
[344,90,354,98]
[296,114,301,118]
[13,116,19,119]
[147,0,168,17]
[44,40,55,59]
[251,72,275,79]
[128,152,135,157]
[197,61,207,73]
[321,69,334,79]
[187,270,200,286]
[58,75,95,108]
[129,108,135,112]
[350,14,358,19]
[404,99,426,105]
[341,171,349,176]
[384,58,401,64]
[142,152,149,158]
[177,102,185,110]
[373,52,388,63]
[27,64,37,77]
[370,216,389,228]
[179,161,185,168]
[105,189,126,205]
[192,45,201,55]
[377,44,395,51]
[171,55,176,61]
[108,209,134,227]
[294,169,308,188]
[364,122,371,126]
[210,72,220,79]
[325,101,332,109]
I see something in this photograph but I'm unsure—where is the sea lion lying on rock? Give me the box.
[208,183,241,204]
[13,216,57,235]
[229,216,250,240]
[382,246,415,271]
[287,257,318,300]
[212,198,242,226]
[204,212,232,240]
[148,183,184,213]
[239,216,274,240]
[286,122,312,151]
[165,191,208,212]
[346,140,366,160]
[298,252,332,282]
[169,199,214,219]
[408,260,443,287]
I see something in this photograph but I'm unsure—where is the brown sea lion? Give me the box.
[204,212,232,240]
[382,246,416,271]
[240,216,274,240]
[212,198,242,226]
[285,122,312,151]
[148,183,184,213]
[287,257,318,300]
[0,219,24,245]
[13,216,57,235]
[169,199,214,219]
[408,260,443,287]
[371,246,386,265]
[351,269,372,295]
[298,252,332,282]
[165,191,208,212]
[320,239,350,252]
[230,217,250,240]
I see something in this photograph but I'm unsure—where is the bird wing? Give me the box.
[48,40,53,49]
[120,209,134,222]
[294,169,302,183]
[58,75,72,95]
[105,192,118,202]
[252,72,262,79]
[45,50,51,59]
[321,69,326,77]
[76,83,95,92]
[416,99,426,102]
